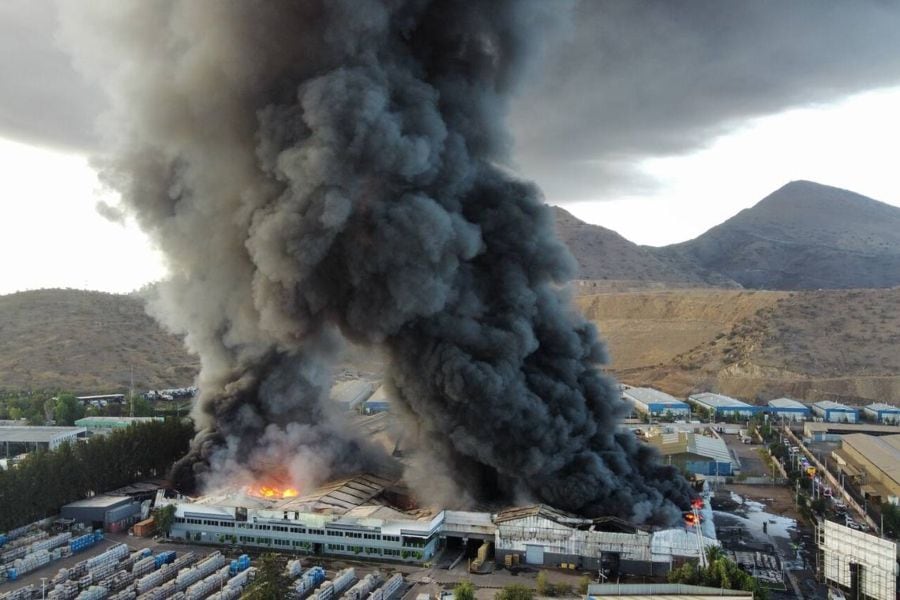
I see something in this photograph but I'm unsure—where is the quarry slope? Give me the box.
[581,287,900,404]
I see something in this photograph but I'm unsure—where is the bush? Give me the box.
[495,585,534,600]
[454,581,475,600]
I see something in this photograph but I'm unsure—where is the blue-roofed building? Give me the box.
[622,387,690,419]
[812,401,859,423]
[767,398,810,421]
[363,384,392,413]
[688,393,764,419]
[863,403,900,425]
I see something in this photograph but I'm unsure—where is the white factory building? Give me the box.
[688,393,763,419]
[0,425,86,454]
[863,403,900,425]
[767,398,811,421]
[812,401,859,423]
[622,387,691,419]
[167,474,715,576]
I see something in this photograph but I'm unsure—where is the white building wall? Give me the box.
[821,520,897,600]
[494,515,652,561]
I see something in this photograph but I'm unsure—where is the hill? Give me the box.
[650,181,900,289]
[552,206,735,288]
[0,289,197,393]
[579,287,900,404]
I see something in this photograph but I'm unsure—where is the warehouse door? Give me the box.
[525,544,544,565]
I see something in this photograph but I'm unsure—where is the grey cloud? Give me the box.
[509,1,900,201]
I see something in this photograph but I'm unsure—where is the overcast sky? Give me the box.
[2,1,900,294]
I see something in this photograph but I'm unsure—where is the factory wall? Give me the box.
[171,512,439,563]
[770,409,809,422]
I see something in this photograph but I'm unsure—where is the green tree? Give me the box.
[668,548,767,599]
[243,554,289,600]
[55,394,85,425]
[882,503,900,539]
[132,397,155,417]
[494,585,534,600]
[154,504,176,536]
[8,406,22,421]
[454,580,476,600]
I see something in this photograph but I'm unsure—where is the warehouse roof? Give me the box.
[623,388,688,408]
[330,380,375,408]
[812,400,857,412]
[804,422,900,437]
[0,426,86,443]
[768,398,808,410]
[75,416,162,428]
[650,432,733,465]
[688,393,751,409]
[864,403,900,413]
[588,582,752,598]
[841,434,900,488]
[63,495,133,509]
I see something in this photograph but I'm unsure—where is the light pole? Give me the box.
[41,577,47,600]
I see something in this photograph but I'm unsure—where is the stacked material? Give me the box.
[369,573,403,600]
[293,566,326,598]
[341,572,382,600]
[184,566,230,600]
[175,552,225,591]
[75,586,109,600]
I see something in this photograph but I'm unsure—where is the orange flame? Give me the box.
[247,484,300,499]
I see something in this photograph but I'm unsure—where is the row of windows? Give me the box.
[176,520,430,548]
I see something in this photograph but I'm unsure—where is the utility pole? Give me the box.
[130,365,135,418]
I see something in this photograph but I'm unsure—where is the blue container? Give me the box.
[7,567,17,581]
[229,554,251,575]
[304,566,325,586]
[135,548,153,560]
[0,533,7,547]
[154,551,176,568]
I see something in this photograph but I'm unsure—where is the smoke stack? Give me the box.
[62,0,692,524]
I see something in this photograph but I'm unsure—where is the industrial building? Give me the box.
[819,519,898,600]
[586,583,753,599]
[329,380,375,412]
[838,434,900,505]
[646,431,736,476]
[811,401,859,423]
[687,393,762,419]
[74,416,163,433]
[803,422,900,443]
[767,398,810,421]
[166,473,716,574]
[622,388,690,419]
[863,403,900,425]
[0,425,86,455]
[364,385,392,413]
[61,495,143,532]
[171,474,441,562]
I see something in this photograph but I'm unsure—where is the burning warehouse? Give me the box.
[165,473,716,574]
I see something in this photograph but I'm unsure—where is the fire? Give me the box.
[246,484,300,499]
[691,498,704,510]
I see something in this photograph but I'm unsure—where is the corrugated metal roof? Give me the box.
[865,403,900,413]
[688,393,750,409]
[0,426,85,443]
[768,398,808,410]
[813,400,857,412]
[623,388,688,408]
[650,432,732,464]
[842,434,900,488]
[588,582,751,597]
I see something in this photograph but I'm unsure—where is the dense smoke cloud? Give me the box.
[60,0,691,524]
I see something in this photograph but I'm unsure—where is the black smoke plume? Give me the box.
[62,0,692,524]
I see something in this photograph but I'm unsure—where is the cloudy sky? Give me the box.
[2,1,900,294]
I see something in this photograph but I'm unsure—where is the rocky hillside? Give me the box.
[650,181,900,289]
[0,289,198,393]
[580,288,900,404]
[552,206,734,287]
